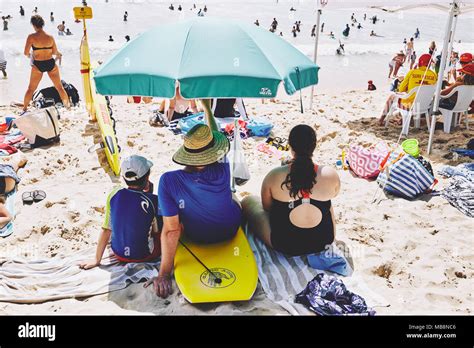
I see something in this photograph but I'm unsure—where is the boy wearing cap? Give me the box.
[80,155,161,270]
[379,53,437,125]
[144,100,241,298]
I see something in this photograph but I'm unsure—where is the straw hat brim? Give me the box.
[172,131,230,166]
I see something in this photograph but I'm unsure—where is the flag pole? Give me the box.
[309,1,323,110]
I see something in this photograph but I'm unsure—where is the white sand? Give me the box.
[0,87,472,315]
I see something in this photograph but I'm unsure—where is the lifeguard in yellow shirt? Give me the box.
[379,54,437,125]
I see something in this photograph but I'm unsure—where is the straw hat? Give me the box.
[173,124,230,166]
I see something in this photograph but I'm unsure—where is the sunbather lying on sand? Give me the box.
[80,155,160,269]
[145,100,241,298]
[159,85,199,122]
[241,125,340,256]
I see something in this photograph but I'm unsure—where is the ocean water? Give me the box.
[0,0,473,103]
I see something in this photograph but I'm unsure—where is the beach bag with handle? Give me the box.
[228,121,250,186]
[13,106,60,147]
[32,80,80,108]
[347,142,389,179]
[377,151,437,199]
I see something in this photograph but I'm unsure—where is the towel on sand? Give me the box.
[0,247,159,303]
[247,232,388,315]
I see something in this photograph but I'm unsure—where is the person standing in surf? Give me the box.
[22,15,70,112]
[2,17,8,31]
[57,21,66,36]
[342,24,350,37]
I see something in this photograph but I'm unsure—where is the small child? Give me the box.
[367,80,377,91]
[390,75,404,92]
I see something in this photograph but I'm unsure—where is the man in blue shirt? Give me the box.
[80,155,160,269]
[145,100,241,298]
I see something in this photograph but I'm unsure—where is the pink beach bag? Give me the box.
[348,142,389,179]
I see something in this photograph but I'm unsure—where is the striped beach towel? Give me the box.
[377,152,435,199]
[247,232,389,315]
[0,247,159,303]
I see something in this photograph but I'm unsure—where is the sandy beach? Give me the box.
[0,0,473,316]
[0,88,473,315]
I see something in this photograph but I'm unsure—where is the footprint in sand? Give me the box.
[320,131,338,142]
[373,263,393,279]
[45,198,68,208]
[42,167,54,176]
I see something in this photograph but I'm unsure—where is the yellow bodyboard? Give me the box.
[90,63,121,176]
[174,227,258,304]
[73,6,93,20]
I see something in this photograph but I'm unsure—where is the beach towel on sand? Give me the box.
[0,247,159,303]
[247,231,388,315]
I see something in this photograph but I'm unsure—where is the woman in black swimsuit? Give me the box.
[22,15,70,112]
[242,125,341,256]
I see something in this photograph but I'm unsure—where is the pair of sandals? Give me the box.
[22,190,46,205]
[266,137,290,151]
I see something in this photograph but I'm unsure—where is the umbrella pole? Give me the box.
[309,4,322,110]
[231,118,239,193]
[427,0,458,155]
[446,12,459,81]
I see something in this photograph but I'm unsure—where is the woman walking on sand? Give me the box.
[22,15,70,112]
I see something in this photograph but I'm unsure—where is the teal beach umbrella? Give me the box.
[94,18,319,101]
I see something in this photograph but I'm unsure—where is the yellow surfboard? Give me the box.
[174,227,258,304]
[75,6,95,121]
[80,35,94,120]
[90,64,121,176]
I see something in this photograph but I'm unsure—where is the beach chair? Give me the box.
[385,85,435,136]
[438,85,474,133]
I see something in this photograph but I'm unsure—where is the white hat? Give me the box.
[121,155,153,181]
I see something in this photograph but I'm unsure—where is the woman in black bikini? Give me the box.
[22,15,70,112]
[242,125,340,256]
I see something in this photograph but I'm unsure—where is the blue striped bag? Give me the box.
[377,151,436,199]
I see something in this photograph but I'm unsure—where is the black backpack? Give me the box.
[63,82,80,106]
[33,80,80,108]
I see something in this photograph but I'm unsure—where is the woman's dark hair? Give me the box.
[30,15,44,28]
[281,125,317,199]
[124,170,150,190]
[463,73,474,85]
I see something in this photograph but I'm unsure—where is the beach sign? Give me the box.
[73,6,93,20]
